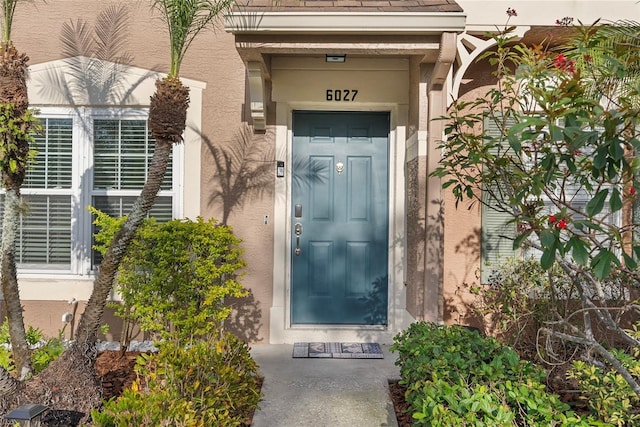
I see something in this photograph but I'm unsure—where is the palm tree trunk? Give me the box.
[73,140,173,349]
[0,188,32,379]
[72,77,189,351]
[28,139,174,420]
[0,362,21,396]
[0,41,32,380]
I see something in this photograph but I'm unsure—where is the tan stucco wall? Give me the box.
[10,0,274,342]
[441,59,500,328]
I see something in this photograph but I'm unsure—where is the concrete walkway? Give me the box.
[250,344,401,427]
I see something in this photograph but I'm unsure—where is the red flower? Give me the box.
[506,7,517,17]
[556,219,567,229]
[553,54,576,73]
[630,188,637,196]
[548,214,557,224]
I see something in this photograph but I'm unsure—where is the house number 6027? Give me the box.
[326,89,358,101]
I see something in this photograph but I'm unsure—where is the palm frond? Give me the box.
[93,4,133,65]
[150,0,234,76]
[1,0,37,42]
[1,0,18,41]
[566,20,640,107]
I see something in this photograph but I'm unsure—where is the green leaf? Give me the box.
[586,190,608,216]
[541,247,556,270]
[591,250,618,279]
[513,231,530,250]
[593,146,607,169]
[609,187,622,212]
[609,137,625,161]
[622,252,637,270]
[540,230,556,249]
[569,238,589,266]
[549,124,564,142]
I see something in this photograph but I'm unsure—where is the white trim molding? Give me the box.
[247,61,266,131]
[225,11,466,35]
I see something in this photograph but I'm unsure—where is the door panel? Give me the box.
[291,111,389,325]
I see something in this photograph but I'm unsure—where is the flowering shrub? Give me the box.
[432,13,640,398]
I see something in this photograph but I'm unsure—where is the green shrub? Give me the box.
[568,347,640,426]
[0,318,65,375]
[391,322,597,426]
[31,338,65,374]
[474,257,576,353]
[92,332,262,427]
[475,257,634,361]
[92,210,248,344]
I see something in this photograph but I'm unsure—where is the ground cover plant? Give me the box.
[0,319,65,376]
[91,333,261,427]
[391,322,600,426]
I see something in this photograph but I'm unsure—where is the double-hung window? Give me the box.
[2,107,181,276]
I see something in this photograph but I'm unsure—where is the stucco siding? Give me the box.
[9,0,275,341]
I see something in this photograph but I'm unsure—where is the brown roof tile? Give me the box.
[234,0,463,12]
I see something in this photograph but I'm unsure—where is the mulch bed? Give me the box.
[389,379,412,427]
[95,350,142,401]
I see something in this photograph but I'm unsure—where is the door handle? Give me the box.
[294,223,303,256]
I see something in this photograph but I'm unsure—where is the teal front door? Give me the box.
[291,111,389,325]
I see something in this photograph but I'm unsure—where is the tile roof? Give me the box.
[234,0,463,12]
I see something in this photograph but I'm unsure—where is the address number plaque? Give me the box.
[326,89,358,102]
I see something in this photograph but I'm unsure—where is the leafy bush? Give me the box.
[92,210,248,344]
[391,322,597,426]
[92,332,262,427]
[0,318,65,374]
[568,345,640,426]
[475,257,634,360]
[476,257,572,344]
[31,338,66,374]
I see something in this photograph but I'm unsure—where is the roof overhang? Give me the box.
[225,11,466,35]
[224,10,466,130]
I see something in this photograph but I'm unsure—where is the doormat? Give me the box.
[293,342,384,359]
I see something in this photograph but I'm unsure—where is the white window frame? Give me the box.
[15,106,183,277]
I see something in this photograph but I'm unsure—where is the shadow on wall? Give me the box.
[424,199,444,321]
[199,123,275,225]
[225,289,263,343]
[38,3,155,110]
[98,305,146,344]
[359,275,389,326]
[443,226,485,329]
